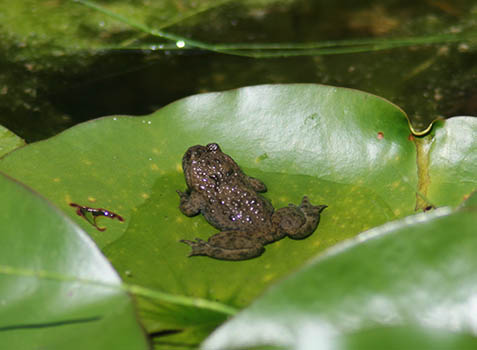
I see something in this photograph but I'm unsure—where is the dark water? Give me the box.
[1,0,476,141]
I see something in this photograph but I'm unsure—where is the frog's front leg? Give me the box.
[246,176,267,192]
[272,196,327,239]
[177,190,203,216]
[180,231,265,261]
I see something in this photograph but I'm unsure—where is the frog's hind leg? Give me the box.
[180,231,265,261]
[272,196,327,240]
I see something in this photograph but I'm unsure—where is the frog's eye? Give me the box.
[206,143,220,152]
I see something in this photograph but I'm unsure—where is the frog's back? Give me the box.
[201,180,274,232]
[183,143,274,233]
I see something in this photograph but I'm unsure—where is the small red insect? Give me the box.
[70,203,124,231]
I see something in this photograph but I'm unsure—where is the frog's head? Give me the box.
[183,143,222,166]
[182,143,224,187]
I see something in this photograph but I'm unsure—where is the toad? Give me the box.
[177,143,327,260]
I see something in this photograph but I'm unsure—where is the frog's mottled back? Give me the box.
[181,143,273,232]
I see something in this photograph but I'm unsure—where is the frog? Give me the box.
[177,143,327,261]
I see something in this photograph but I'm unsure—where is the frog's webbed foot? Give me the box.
[180,231,265,261]
[273,196,327,240]
[299,196,327,218]
[180,238,209,257]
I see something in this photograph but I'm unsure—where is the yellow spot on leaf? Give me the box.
[152,148,160,155]
[88,197,96,203]
[141,193,150,199]
[53,177,61,183]
[150,164,159,171]
[393,208,401,216]
[176,163,182,172]
[262,274,275,282]
[83,159,92,166]
[391,181,400,189]
[176,217,184,223]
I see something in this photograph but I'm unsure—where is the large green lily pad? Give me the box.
[203,192,477,350]
[0,172,148,349]
[0,84,475,344]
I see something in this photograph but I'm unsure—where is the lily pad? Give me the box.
[0,172,148,349]
[0,125,24,158]
[426,118,477,207]
[0,84,475,343]
[203,192,477,350]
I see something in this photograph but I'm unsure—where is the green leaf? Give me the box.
[0,84,475,344]
[0,125,24,158]
[202,193,477,350]
[341,326,477,350]
[0,173,148,349]
[426,118,477,207]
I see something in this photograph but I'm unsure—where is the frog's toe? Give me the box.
[300,196,313,207]
[179,239,193,245]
